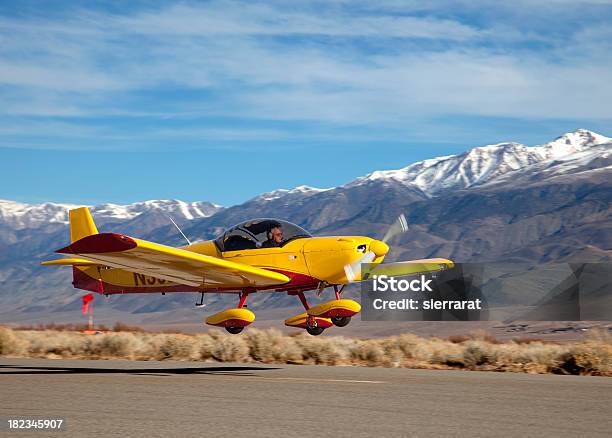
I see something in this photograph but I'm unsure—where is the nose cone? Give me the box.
[370,240,389,257]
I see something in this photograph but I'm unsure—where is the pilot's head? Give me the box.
[269,226,283,244]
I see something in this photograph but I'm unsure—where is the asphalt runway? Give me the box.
[1,358,610,438]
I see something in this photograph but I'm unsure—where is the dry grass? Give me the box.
[1,326,610,376]
[13,322,111,332]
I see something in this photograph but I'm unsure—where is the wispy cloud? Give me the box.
[113,2,481,39]
[0,0,610,150]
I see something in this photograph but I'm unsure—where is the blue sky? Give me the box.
[1,0,611,206]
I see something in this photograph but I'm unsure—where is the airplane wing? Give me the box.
[365,258,454,278]
[54,233,290,288]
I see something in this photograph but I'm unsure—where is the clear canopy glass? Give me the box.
[215,219,311,251]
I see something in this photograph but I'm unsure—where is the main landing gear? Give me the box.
[204,290,255,334]
[306,324,325,336]
[225,326,244,334]
[299,291,332,336]
[205,286,362,336]
[284,291,333,336]
[309,286,361,329]
[284,285,362,335]
[329,286,352,327]
[331,316,351,327]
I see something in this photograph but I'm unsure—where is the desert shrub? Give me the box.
[194,334,216,361]
[510,342,564,367]
[427,339,464,365]
[513,337,547,344]
[95,333,140,358]
[293,334,347,364]
[0,326,25,355]
[555,339,612,376]
[113,322,145,333]
[461,341,498,367]
[356,341,385,365]
[207,330,250,362]
[1,325,610,376]
[245,329,302,363]
[156,334,197,360]
[21,330,82,357]
[468,330,502,344]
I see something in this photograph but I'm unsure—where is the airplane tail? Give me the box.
[41,207,103,292]
[67,207,103,292]
[69,207,98,243]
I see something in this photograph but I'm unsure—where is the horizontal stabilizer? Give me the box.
[41,258,100,267]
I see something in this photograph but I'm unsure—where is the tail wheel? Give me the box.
[225,326,244,334]
[331,316,351,327]
[306,326,325,336]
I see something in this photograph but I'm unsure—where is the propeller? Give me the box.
[344,214,408,282]
[381,213,408,243]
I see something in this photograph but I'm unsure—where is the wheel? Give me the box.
[306,326,325,336]
[225,326,244,334]
[331,316,351,327]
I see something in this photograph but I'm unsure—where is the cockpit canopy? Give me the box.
[215,219,312,251]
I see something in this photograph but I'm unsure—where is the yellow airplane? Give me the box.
[43,207,453,335]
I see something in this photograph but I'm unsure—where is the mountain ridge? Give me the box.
[0,128,609,320]
[1,129,609,226]
[343,128,610,196]
[0,199,223,230]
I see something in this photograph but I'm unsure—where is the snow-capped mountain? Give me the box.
[90,200,222,221]
[484,141,611,188]
[346,129,611,195]
[0,201,81,229]
[538,129,610,158]
[254,185,331,202]
[3,129,607,230]
[0,199,223,230]
[0,128,610,322]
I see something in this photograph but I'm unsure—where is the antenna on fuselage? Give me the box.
[167,215,192,245]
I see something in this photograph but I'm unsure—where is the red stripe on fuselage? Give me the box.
[71,266,320,295]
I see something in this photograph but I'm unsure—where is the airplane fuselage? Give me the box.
[72,235,386,295]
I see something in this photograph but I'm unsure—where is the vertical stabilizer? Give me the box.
[69,207,98,243]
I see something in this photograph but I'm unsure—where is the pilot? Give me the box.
[261,225,283,248]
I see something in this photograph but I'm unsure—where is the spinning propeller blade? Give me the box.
[344,251,377,283]
[344,214,408,282]
[381,214,408,244]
